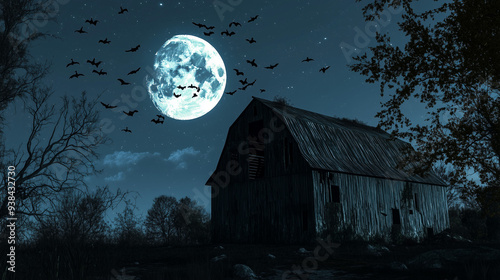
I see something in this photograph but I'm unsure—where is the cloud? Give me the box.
[104,171,125,182]
[103,151,160,167]
[166,147,200,169]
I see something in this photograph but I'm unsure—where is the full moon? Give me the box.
[147,35,226,120]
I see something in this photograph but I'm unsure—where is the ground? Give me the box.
[105,237,500,280]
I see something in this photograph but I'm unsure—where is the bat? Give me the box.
[123,110,138,116]
[66,59,79,67]
[125,45,141,52]
[100,102,117,109]
[246,59,257,67]
[69,71,84,79]
[117,78,131,85]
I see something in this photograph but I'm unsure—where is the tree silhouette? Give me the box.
[113,200,144,246]
[145,195,178,244]
[0,90,109,219]
[174,197,210,244]
[32,187,122,280]
[0,0,54,118]
[350,0,500,186]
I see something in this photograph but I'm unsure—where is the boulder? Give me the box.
[233,264,258,280]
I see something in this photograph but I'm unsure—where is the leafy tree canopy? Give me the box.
[351,0,500,186]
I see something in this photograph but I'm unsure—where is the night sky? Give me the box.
[5,0,431,215]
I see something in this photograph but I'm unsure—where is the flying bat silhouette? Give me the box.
[260,89,266,93]
[205,25,215,30]
[204,31,214,36]
[192,22,206,28]
[125,45,140,52]
[225,90,237,95]
[121,127,132,133]
[151,118,164,124]
[86,58,102,68]
[221,30,235,36]
[239,80,256,90]
[246,59,257,67]
[173,92,181,98]
[302,57,314,62]
[127,67,141,75]
[92,69,107,76]
[100,102,117,109]
[66,59,79,67]
[246,37,256,44]
[69,71,84,79]
[233,69,244,76]
[319,66,331,73]
[239,84,250,91]
[239,78,248,85]
[177,85,186,90]
[123,110,138,116]
[265,63,279,70]
[74,27,87,34]
[248,15,259,22]
[192,93,198,98]
[118,6,128,14]
[98,38,111,44]
[229,21,241,27]
[117,78,131,85]
[85,18,98,25]
[188,84,201,92]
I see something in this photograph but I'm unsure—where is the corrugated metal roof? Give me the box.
[254,97,446,186]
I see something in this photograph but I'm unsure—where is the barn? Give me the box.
[206,97,449,243]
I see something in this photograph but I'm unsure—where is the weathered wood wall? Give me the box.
[312,170,449,240]
[212,173,314,243]
[209,100,315,243]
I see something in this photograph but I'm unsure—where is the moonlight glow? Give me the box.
[147,35,226,120]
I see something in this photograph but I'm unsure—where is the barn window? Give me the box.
[414,193,420,212]
[328,185,340,203]
[392,208,401,225]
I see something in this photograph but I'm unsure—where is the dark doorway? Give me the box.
[329,185,340,203]
[392,208,401,225]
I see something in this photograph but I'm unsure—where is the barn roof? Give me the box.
[253,97,446,186]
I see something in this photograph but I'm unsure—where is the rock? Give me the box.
[298,248,310,254]
[211,254,227,262]
[390,261,408,271]
[367,244,390,256]
[267,254,276,259]
[233,264,258,280]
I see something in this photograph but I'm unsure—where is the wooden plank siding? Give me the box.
[207,98,449,244]
[211,173,314,243]
[208,100,315,243]
[313,170,449,240]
